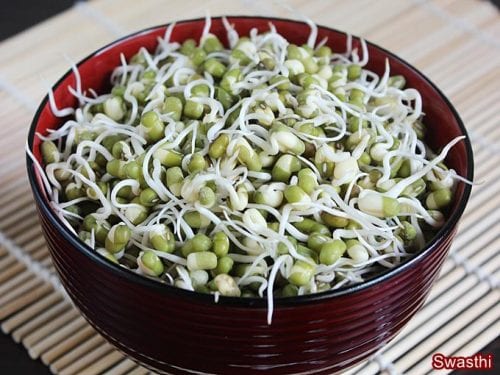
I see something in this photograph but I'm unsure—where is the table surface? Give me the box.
[0,0,500,374]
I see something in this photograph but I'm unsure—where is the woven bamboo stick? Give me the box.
[347,364,378,375]
[0,179,28,205]
[450,70,499,108]
[82,350,126,374]
[13,232,45,252]
[0,129,26,148]
[397,237,500,338]
[41,324,96,365]
[454,72,500,112]
[0,276,42,306]
[344,361,373,375]
[11,227,45,248]
[455,196,500,240]
[422,227,498,302]
[444,223,500,274]
[14,250,49,270]
[21,238,48,257]
[0,169,26,189]
[454,319,500,359]
[406,297,500,375]
[58,341,114,375]
[429,266,475,302]
[454,205,500,247]
[0,253,16,270]
[50,335,106,374]
[105,359,140,375]
[0,118,29,138]
[398,290,499,374]
[12,300,69,342]
[441,59,500,97]
[27,248,51,262]
[470,124,500,151]
[0,195,34,219]
[482,254,500,274]
[0,238,43,262]
[383,261,495,358]
[475,123,500,147]
[0,283,53,320]
[28,316,87,359]
[464,238,500,268]
[451,204,499,249]
[461,92,500,124]
[381,282,494,366]
[474,138,500,163]
[445,0,499,28]
[422,38,486,76]
[125,367,150,375]
[2,224,45,246]
[0,209,40,234]
[1,292,62,333]
[428,48,487,87]
[40,257,54,269]
[402,27,455,63]
[0,262,25,284]
[0,272,33,298]
[473,148,500,171]
[22,308,79,348]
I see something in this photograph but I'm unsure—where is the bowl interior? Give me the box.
[27,16,473,301]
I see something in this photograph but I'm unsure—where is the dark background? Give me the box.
[0,1,498,374]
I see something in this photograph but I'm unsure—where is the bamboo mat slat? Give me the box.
[0,1,499,374]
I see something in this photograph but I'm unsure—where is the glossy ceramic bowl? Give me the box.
[27,17,473,374]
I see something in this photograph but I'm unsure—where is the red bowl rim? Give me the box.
[26,16,474,308]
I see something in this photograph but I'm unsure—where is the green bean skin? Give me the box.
[141,111,165,142]
[139,250,164,276]
[213,232,230,257]
[187,251,218,271]
[183,100,204,119]
[212,256,234,275]
[213,274,241,296]
[288,261,315,286]
[149,225,175,253]
[203,35,224,53]
[321,212,349,228]
[209,134,229,159]
[426,189,452,209]
[105,224,131,254]
[41,141,60,163]
[319,240,347,265]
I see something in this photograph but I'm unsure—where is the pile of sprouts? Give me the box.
[30,17,465,323]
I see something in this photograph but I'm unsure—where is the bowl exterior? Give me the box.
[28,17,473,374]
[38,208,455,374]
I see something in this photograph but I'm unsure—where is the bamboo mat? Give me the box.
[0,0,499,374]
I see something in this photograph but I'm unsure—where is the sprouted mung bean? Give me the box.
[30,17,468,324]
